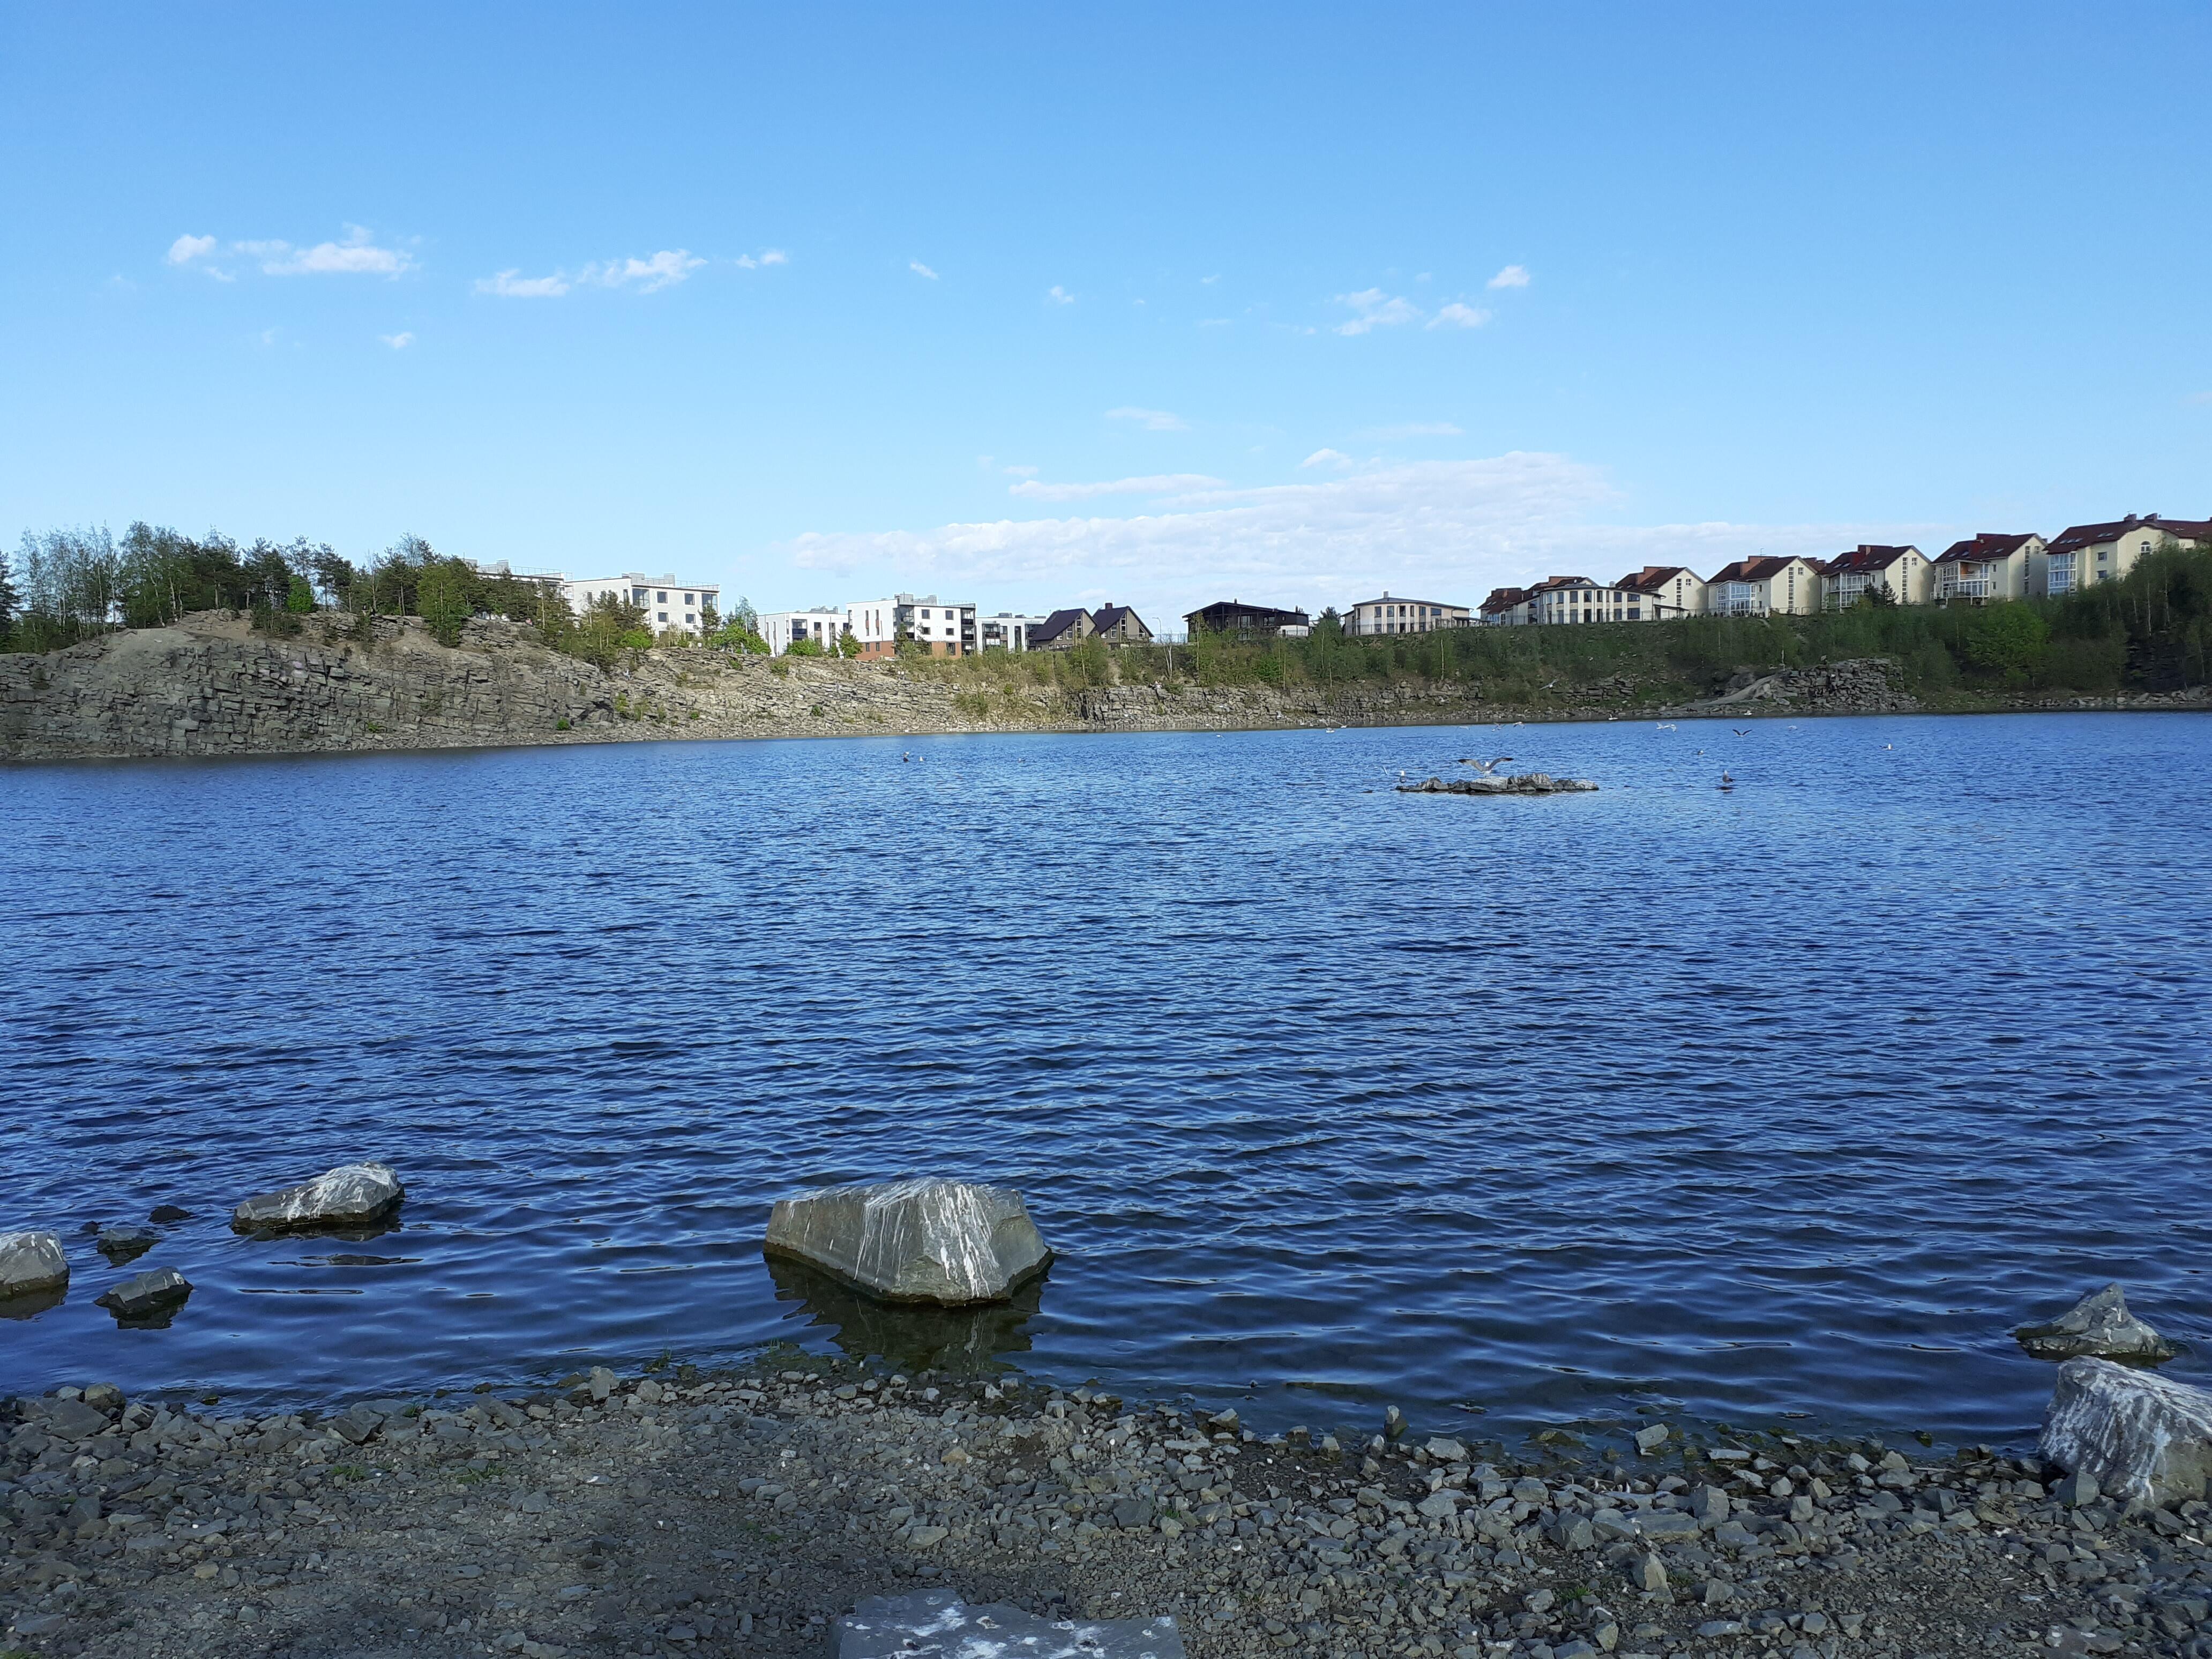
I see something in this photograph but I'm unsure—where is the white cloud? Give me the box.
[255,226,413,276]
[735,249,789,269]
[1429,303,1491,330]
[909,260,939,280]
[166,233,218,266]
[1301,449,1355,469]
[1105,406,1187,431]
[1201,273,1221,285]
[1008,473,1227,501]
[782,450,1938,627]
[1334,288,1421,335]
[380,331,415,349]
[1047,285,1075,304]
[476,268,572,298]
[585,250,704,292]
[1366,422,1463,439]
[1488,264,1531,289]
[1002,464,1040,478]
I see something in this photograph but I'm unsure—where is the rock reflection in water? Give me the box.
[765,1253,1045,1376]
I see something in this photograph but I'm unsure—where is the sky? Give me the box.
[4,3,2209,626]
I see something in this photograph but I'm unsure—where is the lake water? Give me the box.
[4,713,2208,1452]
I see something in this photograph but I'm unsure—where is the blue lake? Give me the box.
[3,713,2208,1451]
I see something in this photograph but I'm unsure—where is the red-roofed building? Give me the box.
[2036,515,2210,595]
[1705,556,1823,617]
[1478,586,1532,626]
[1932,533,2041,604]
[1614,565,1706,619]
[1820,544,1930,611]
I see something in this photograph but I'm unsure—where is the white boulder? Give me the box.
[231,1162,405,1234]
[2039,1357,2212,1511]
[2016,1283,2174,1363]
[0,1231,69,1299]
[765,1177,1051,1305]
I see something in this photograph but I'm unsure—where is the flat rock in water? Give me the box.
[1399,773,1598,795]
[95,1266,193,1318]
[0,1230,69,1298]
[2039,1356,2212,1511]
[2016,1283,2174,1363]
[96,1222,161,1263]
[765,1177,1050,1305]
[837,1589,1184,1658]
[231,1162,405,1234]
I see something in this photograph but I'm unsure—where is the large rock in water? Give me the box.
[838,1589,1183,1658]
[231,1162,405,1234]
[0,1231,69,1298]
[95,1266,193,1319]
[765,1178,1050,1305]
[2039,1357,2212,1511]
[2016,1283,2174,1363]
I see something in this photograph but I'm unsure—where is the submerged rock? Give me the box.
[0,1230,69,1298]
[96,1222,162,1264]
[1399,773,1598,795]
[231,1162,405,1234]
[765,1177,1051,1306]
[95,1266,193,1319]
[2039,1356,2212,1511]
[837,1588,1184,1658]
[2016,1283,2174,1363]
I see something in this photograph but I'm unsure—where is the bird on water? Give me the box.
[1719,771,1736,791]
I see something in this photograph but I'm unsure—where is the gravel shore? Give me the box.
[6,1353,2211,1659]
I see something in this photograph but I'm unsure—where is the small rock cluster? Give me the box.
[1397,774,1600,796]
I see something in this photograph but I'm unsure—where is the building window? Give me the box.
[657,611,668,622]
[684,593,695,604]
[657,591,668,603]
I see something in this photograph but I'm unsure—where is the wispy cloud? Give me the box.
[1047,285,1075,304]
[734,249,789,268]
[1301,449,1355,469]
[1009,473,1226,502]
[380,332,415,350]
[1002,464,1040,478]
[909,260,940,280]
[1365,422,1463,439]
[1488,264,1532,289]
[167,226,412,279]
[1106,406,1187,431]
[476,269,571,298]
[1429,303,1491,330]
[475,249,705,297]
[1334,288,1421,335]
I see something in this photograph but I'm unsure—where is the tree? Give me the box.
[0,548,16,644]
[1964,601,2049,679]
[416,559,472,646]
[573,591,651,669]
[285,575,316,614]
[836,628,862,658]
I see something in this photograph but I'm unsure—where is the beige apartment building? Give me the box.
[1821,544,1930,610]
[1615,565,1706,619]
[1705,556,1822,617]
[2036,514,2209,596]
[1345,593,1471,634]
[1931,534,2039,604]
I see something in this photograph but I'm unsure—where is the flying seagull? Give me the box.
[1732,728,1752,737]
[1457,756,1514,774]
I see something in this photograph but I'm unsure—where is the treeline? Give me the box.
[0,525,767,669]
[915,543,2212,704]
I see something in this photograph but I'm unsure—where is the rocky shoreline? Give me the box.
[7,1356,2211,1659]
[2,613,2205,764]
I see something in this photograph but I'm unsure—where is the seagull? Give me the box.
[1655,722,1676,731]
[1732,728,1752,737]
[1719,771,1735,791]
[1458,756,1515,774]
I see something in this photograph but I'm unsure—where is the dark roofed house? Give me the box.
[2039,514,2209,595]
[1614,565,1707,618]
[1931,533,2039,604]
[1089,603,1153,644]
[1185,599,1310,638]
[1478,586,1531,625]
[1820,544,1929,610]
[1029,608,1095,651]
[1705,555,1824,617]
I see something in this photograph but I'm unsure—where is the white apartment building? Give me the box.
[758,608,849,655]
[1615,566,1706,619]
[1520,575,1660,623]
[1344,593,1471,634]
[978,612,1049,651]
[2035,515,2209,596]
[1821,545,1931,611]
[1932,534,2038,604]
[845,594,977,657]
[562,573,720,634]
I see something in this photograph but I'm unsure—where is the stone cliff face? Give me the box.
[0,613,1507,764]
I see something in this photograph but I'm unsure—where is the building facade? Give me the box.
[1090,604,1154,644]
[1615,566,1706,619]
[1344,594,1471,635]
[1478,586,1533,625]
[845,594,977,656]
[757,608,848,655]
[1705,556,1822,617]
[978,612,1049,651]
[1821,545,1930,610]
[1931,534,2038,604]
[2037,515,2209,595]
[1029,608,1095,651]
[1185,600,1311,638]
[561,573,721,636]
[1518,575,1668,624]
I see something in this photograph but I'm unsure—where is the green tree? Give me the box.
[1964,602,2049,679]
[416,558,472,646]
[0,549,16,644]
[285,574,316,614]
[835,628,862,658]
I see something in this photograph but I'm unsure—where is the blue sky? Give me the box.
[5,3,2208,625]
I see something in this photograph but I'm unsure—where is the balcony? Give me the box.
[1940,575,1994,601]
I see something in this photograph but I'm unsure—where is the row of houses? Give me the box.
[751,596,1163,657]
[1479,513,2211,626]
